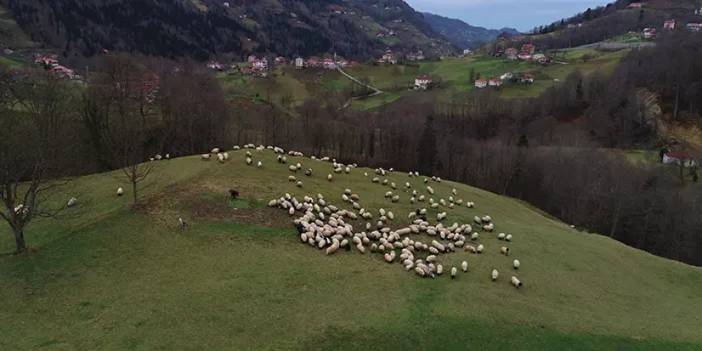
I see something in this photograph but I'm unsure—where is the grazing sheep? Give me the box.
[511,276,523,289]
[326,239,340,255]
[257,161,263,168]
[296,181,303,188]
[461,261,468,272]
[492,269,499,281]
[178,217,188,231]
[483,223,494,232]
[327,174,333,182]
[289,165,297,172]
[497,233,506,240]
[201,154,211,160]
[436,264,443,275]
[211,148,220,154]
[513,259,520,270]
[470,232,479,241]
[67,197,78,208]
[305,169,313,177]
[288,176,297,182]
[464,244,477,254]
[117,187,124,197]
[500,246,510,256]
[505,234,513,242]
[246,157,253,165]
[451,267,458,279]
[476,244,484,254]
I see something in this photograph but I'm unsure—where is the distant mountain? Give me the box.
[1,0,456,61]
[422,12,519,49]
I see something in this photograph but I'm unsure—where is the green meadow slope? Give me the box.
[219,48,627,112]
[1,149,701,350]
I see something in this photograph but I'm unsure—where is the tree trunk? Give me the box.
[132,181,138,206]
[14,228,26,254]
[674,85,680,120]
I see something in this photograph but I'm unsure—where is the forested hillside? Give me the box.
[1,0,455,60]
[526,0,702,49]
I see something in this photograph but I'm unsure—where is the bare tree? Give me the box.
[0,69,76,254]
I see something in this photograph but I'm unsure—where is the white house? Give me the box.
[414,75,433,90]
[294,57,304,69]
[475,79,488,89]
[663,152,698,167]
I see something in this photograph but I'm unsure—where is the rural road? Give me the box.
[337,66,384,110]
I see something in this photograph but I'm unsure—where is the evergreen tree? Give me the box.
[417,115,438,175]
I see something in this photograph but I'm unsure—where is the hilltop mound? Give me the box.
[1,147,701,350]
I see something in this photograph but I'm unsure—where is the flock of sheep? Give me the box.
[60,144,522,288]
[204,144,524,288]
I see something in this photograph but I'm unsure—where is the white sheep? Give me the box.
[476,244,484,254]
[211,148,220,154]
[497,233,506,240]
[491,269,499,281]
[511,276,523,289]
[451,267,458,279]
[67,197,78,208]
[257,161,263,168]
[513,259,520,270]
[500,246,510,256]
[201,154,211,160]
[461,261,468,272]
[505,234,513,242]
[327,174,333,182]
[117,187,124,197]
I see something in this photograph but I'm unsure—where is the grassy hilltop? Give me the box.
[1,149,701,350]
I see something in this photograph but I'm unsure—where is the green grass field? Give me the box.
[1,149,701,350]
[218,48,629,112]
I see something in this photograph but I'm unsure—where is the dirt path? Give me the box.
[337,66,384,110]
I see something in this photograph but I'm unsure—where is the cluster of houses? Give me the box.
[475,72,534,89]
[498,44,550,64]
[207,54,360,76]
[33,54,78,80]
[661,19,702,32]
[640,19,702,40]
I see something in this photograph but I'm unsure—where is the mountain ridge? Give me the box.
[421,12,520,49]
[1,0,456,60]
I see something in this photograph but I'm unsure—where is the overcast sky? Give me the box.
[405,0,613,32]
